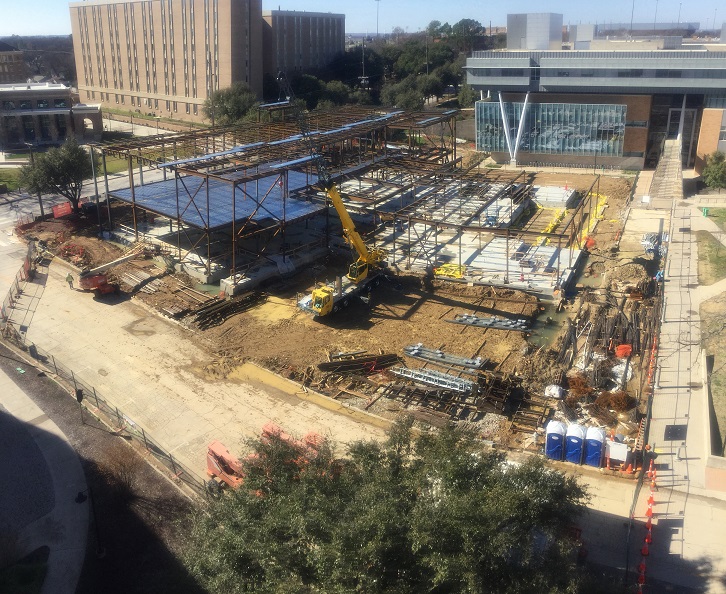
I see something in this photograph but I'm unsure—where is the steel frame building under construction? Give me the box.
[99,105,598,298]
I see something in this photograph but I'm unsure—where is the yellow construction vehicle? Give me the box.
[276,72,387,317]
[298,182,387,317]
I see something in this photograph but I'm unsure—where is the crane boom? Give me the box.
[277,72,385,285]
[277,72,387,316]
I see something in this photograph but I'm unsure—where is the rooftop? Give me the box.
[0,82,70,93]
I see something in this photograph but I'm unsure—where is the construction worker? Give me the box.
[66,273,74,289]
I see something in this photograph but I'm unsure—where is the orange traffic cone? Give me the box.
[647,458,654,478]
[645,502,653,517]
[647,493,655,506]
[645,516,652,530]
[641,543,650,556]
[638,572,646,585]
[645,529,652,544]
[638,561,646,573]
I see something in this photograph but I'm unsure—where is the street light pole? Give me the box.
[375,0,380,38]
[89,145,102,236]
[26,145,45,219]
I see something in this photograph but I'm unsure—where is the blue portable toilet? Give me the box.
[565,424,586,464]
[584,427,606,467]
[545,421,566,461]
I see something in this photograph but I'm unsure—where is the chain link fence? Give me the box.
[0,253,208,499]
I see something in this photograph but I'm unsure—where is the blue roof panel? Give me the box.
[111,170,321,230]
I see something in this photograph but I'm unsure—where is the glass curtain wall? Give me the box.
[476,101,627,156]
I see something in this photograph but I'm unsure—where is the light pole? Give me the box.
[25,143,45,219]
[653,0,659,30]
[154,116,160,135]
[88,144,102,236]
[629,0,635,38]
[375,0,380,38]
[677,2,682,26]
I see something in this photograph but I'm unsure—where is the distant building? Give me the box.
[466,16,726,170]
[0,41,25,84]
[507,13,563,51]
[0,82,102,149]
[69,0,263,122]
[262,10,344,77]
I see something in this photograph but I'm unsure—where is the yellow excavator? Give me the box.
[277,72,387,317]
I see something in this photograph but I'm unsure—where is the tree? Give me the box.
[19,138,93,214]
[427,20,442,38]
[381,76,425,111]
[183,420,589,593]
[418,74,444,103]
[458,83,477,107]
[452,18,484,52]
[202,82,258,125]
[703,151,726,192]
[322,80,350,105]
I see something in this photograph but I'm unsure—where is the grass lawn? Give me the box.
[100,155,129,175]
[705,207,726,234]
[0,168,21,191]
[696,230,726,285]
[700,293,726,456]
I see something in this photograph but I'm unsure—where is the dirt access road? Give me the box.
[22,261,389,481]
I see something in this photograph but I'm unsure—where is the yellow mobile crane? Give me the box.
[277,73,387,317]
[299,182,387,316]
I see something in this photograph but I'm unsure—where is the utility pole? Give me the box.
[426,34,429,75]
[25,144,45,219]
[375,0,380,38]
[89,144,102,236]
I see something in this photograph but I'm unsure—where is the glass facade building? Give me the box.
[476,101,626,157]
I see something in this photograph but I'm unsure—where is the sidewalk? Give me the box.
[0,370,88,594]
[0,241,87,593]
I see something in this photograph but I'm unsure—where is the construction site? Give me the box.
[13,103,659,471]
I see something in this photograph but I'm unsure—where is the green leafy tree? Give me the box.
[183,420,589,594]
[427,20,442,38]
[418,74,445,102]
[202,82,258,125]
[459,83,478,107]
[452,18,484,52]
[322,80,350,105]
[381,76,425,111]
[19,138,93,214]
[703,151,726,192]
[291,74,325,109]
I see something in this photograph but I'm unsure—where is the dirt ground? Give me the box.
[18,171,647,442]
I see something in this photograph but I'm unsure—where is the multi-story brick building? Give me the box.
[262,10,345,77]
[69,0,264,121]
[0,42,26,84]
[0,82,102,149]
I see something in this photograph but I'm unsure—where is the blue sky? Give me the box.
[0,0,722,37]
